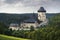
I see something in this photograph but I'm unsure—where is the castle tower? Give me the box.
[38,7,46,21]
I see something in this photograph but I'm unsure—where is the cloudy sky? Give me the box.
[0,0,60,13]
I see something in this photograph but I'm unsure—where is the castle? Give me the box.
[9,7,48,30]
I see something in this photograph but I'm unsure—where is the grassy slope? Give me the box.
[0,34,29,40]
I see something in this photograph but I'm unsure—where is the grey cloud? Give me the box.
[2,0,60,6]
[4,0,23,4]
[0,0,60,13]
[4,0,42,6]
[52,0,60,1]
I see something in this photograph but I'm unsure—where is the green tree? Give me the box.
[30,14,60,40]
[30,26,35,32]
[0,22,8,34]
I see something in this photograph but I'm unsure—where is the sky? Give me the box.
[0,0,60,13]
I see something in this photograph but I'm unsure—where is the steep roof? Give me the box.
[38,7,46,12]
[23,19,36,23]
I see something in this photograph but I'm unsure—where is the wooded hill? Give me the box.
[0,13,57,26]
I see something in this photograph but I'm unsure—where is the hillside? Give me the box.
[49,13,60,26]
[0,13,60,40]
[0,34,29,40]
[0,13,57,26]
[28,13,60,40]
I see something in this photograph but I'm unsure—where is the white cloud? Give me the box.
[0,0,60,13]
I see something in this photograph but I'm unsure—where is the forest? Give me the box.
[0,13,60,40]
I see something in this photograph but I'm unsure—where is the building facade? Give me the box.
[20,7,47,29]
[9,23,19,30]
[9,7,47,30]
[38,7,46,21]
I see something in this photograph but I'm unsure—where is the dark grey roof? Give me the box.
[38,7,46,12]
[24,19,36,23]
[23,18,42,24]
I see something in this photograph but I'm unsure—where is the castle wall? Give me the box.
[38,12,46,21]
[20,23,38,29]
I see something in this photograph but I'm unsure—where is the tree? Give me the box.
[0,22,8,34]
[4,29,13,35]
[30,14,60,40]
[30,26,35,32]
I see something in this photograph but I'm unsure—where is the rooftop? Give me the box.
[23,19,36,23]
[38,7,46,12]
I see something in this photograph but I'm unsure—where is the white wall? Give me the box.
[9,27,19,30]
[38,12,46,21]
[20,23,38,29]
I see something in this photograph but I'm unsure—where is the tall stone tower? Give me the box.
[38,7,46,21]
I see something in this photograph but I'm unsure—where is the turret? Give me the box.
[38,7,46,21]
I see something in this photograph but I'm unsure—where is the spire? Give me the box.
[38,7,46,12]
[32,12,37,20]
[32,12,35,19]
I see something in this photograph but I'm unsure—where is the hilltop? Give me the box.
[0,13,57,26]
